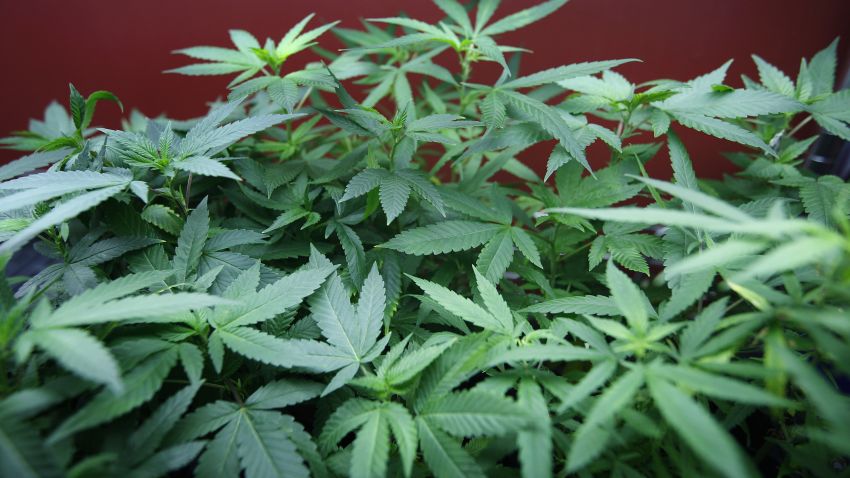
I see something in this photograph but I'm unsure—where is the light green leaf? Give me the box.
[481,0,566,36]
[475,229,514,283]
[606,261,648,333]
[173,198,209,282]
[648,376,753,478]
[381,220,503,255]
[417,417,485,478]
[410,276,506,333]
[26,328,122,393]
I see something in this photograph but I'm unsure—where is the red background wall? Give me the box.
[1,0,848,177]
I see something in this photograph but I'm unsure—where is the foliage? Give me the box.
[1,1,850,477]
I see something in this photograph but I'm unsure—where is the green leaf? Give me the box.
[381,220,503,255]
[216,327,296,367]
[504,59,638,89]
[350,409,390,478]
[246,379,323,410]
[411,276,507,333]
[648,376,753,478]
[378,174,411,224]
[510,227,543,268]
[0,184,127,255]
[667,131,698,213]
[309,273,360,358]
[82,90,123,131]
[174,156,240,180]
[480,92,507,129]
[659,269,715,320]
[521,295,619,316]
[395,169,446,216]
[557,359,617,412]
[417,417,485,478]
[650,364,791,407]
[672,112,775,156]
[127,382,201,460]
[500,90,590,172]
[808,38,837,96]
[235,410,310,478]
[173,198,209,282]
[606,261,649,333]
[481,0,566,36]
[0,149,70,182]
[567,367,644,472]
[434,0,473,33]
[656,90,802,118]
[216,265,334,328]
[69,84,85,129]
[50,347,179,442]
[423,390,528,437]
[475,229,514,283]
[355,264,386,355]
[142,204,184,235]
[752,55,795,97]
[0,416,63,478]
[383,403,417,478]
[472,266,514,332]
[341,169,388,202]
[25,328,122,392]
[578,365,644,431]
[798,175,850,228]
[517,380,552,478]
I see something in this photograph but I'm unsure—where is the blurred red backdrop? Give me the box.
[1,0,848,178]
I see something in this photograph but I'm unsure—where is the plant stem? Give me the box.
[786,115,813,138]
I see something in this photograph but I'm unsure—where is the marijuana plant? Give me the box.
[1,1,849,477]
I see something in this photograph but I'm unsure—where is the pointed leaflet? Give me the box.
[557,359,617,412]
[25,327,123,393]
[0,184,126,254]
[350,409,390,478]
[606,261,649,334]
[0,417,63,478]
[381,220,503,255]
[173,198,209,282]
[510,227,543,268]
[49,347,179,442]
[567,367,644,471]
[752,55,795,97]
[384,403,417,478]
[355,264,386,355]
[341,168,388,201]
[422,390,528,437]
[499,90,590,172]
[808,38,838,97]
[235,410,310,478]
[309,273,361,358]
[410,276,507,334]
[215,265,334,328]
[504,59,639,89]
[522,295,619,316]
[475,229,514,283]
[672,112,775,156]
[127,382,202,463]
[667,131,698,213]
[650,364,791,407]
[378,174,411,224]
[648,376,753,478]
[173,156,240,180]
[517,380,552,478]
[480,0,566,36]
[417,417,485,478]
[245,379,323,410]
[472,266,513,333]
